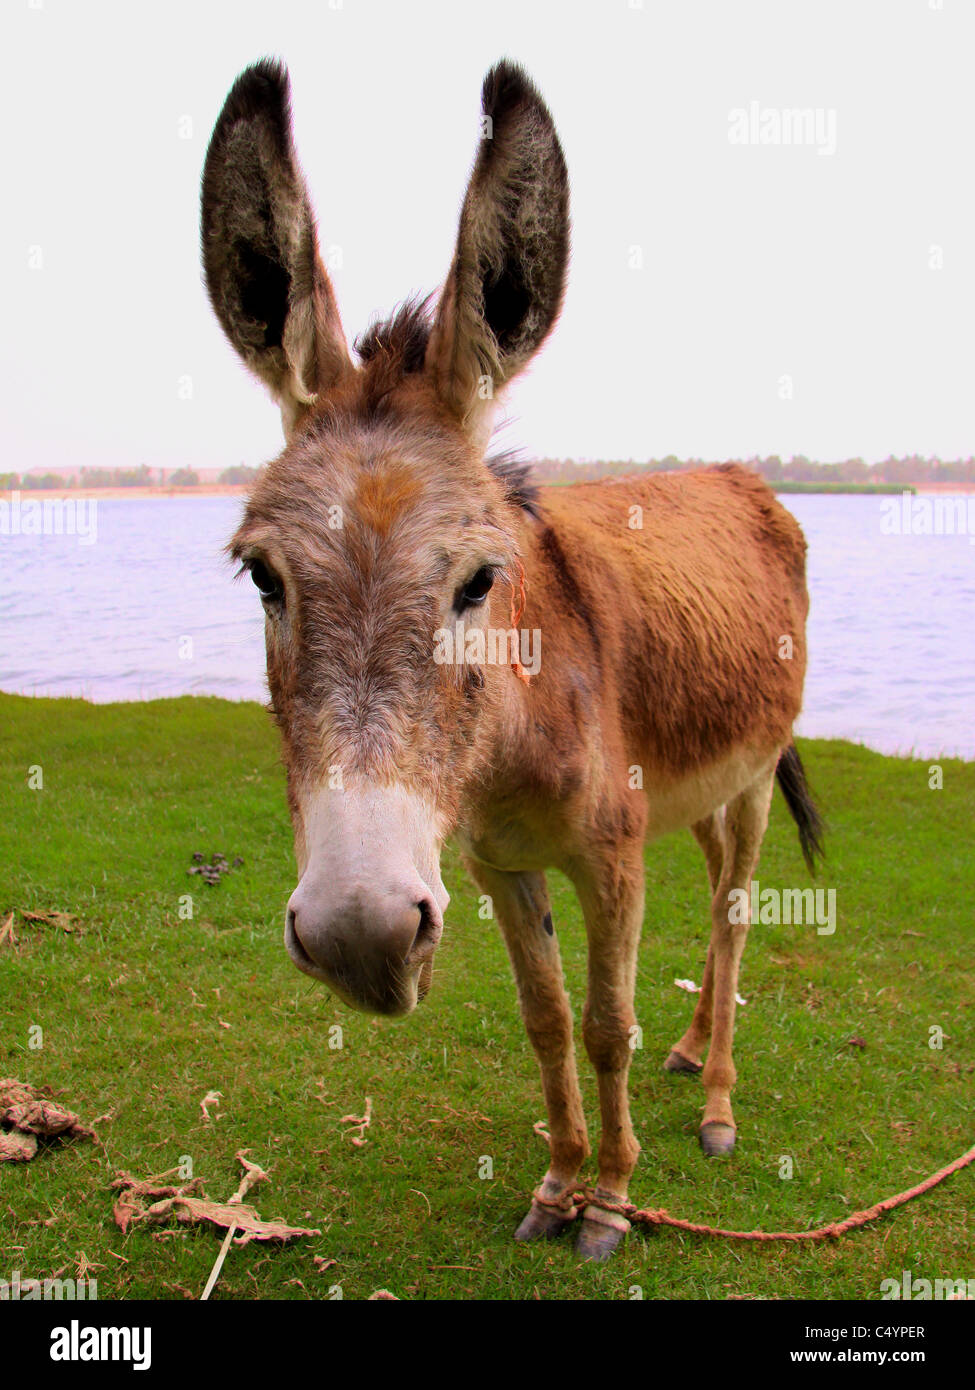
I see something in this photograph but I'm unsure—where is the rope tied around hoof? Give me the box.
[532,1187,581,1216]
[531,1141,975,1243]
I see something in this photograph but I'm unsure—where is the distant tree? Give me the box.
[218,464,259,485]
[80,467,115,488]
[169,468,200,486]
[879,454,908,483]
[0,472,19,488]
[113,464,154,487]
[21,472,65,489]
[841,457,869,480]
[522,453,963,488]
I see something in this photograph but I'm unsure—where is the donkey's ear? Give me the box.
[201,60,352,437]
[426,61,569,441]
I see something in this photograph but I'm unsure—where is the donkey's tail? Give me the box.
[776,743,825,875]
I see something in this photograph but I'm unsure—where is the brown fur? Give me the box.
[203,58,819,1258]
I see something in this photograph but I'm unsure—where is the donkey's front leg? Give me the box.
[466,862,589,1241]
[570,839,646,1261]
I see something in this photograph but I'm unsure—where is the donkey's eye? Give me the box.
[455,566,495,612]
[249,559,284,604]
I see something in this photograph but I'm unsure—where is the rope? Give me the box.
[532,1142,975,1242]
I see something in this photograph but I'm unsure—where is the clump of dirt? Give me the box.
[187,851,245,886]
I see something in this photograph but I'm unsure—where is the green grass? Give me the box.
[1,694,971,1301]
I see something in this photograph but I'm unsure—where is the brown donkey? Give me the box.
[202,59,823,1260]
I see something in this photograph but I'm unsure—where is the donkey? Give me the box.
[201,58,823,1260]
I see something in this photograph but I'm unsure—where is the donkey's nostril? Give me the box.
[409,899,441,961]
[286,906,314,967]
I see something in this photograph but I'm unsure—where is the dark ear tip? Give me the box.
[214,56,292,145]
[481,57,545,119]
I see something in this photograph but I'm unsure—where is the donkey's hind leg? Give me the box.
[698,763,777,1157]
[465,861,590,1241]
[664,811,726,1075]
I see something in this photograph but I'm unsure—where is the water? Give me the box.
[0,496,261,704]
[0,492,971,760]
[786,494,974,761]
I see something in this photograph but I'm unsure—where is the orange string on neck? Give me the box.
[508,561,531,686]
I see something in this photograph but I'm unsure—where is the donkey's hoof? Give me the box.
[514,1201,575,1242]
[575,1193,630,1262]
[664,1048,703,1075]
[699,1121,737,1157]
[575,1210,629,1262]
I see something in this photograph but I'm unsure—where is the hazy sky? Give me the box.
[3,0,973,473]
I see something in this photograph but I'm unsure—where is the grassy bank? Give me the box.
[0,694,971,1301]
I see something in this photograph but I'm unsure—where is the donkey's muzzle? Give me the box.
[285,882,443,1016]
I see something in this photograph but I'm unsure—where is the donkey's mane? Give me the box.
[353,296,541,518]
[483,447,542,520]
[355,295,434,376]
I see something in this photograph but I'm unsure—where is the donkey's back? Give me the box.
[532,463,808,785]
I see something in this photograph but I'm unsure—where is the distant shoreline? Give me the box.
[2,479,974,502]
[0,484,252,501]
[770,481,916,494]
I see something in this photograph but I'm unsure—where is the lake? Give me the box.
[0,492,971,761]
